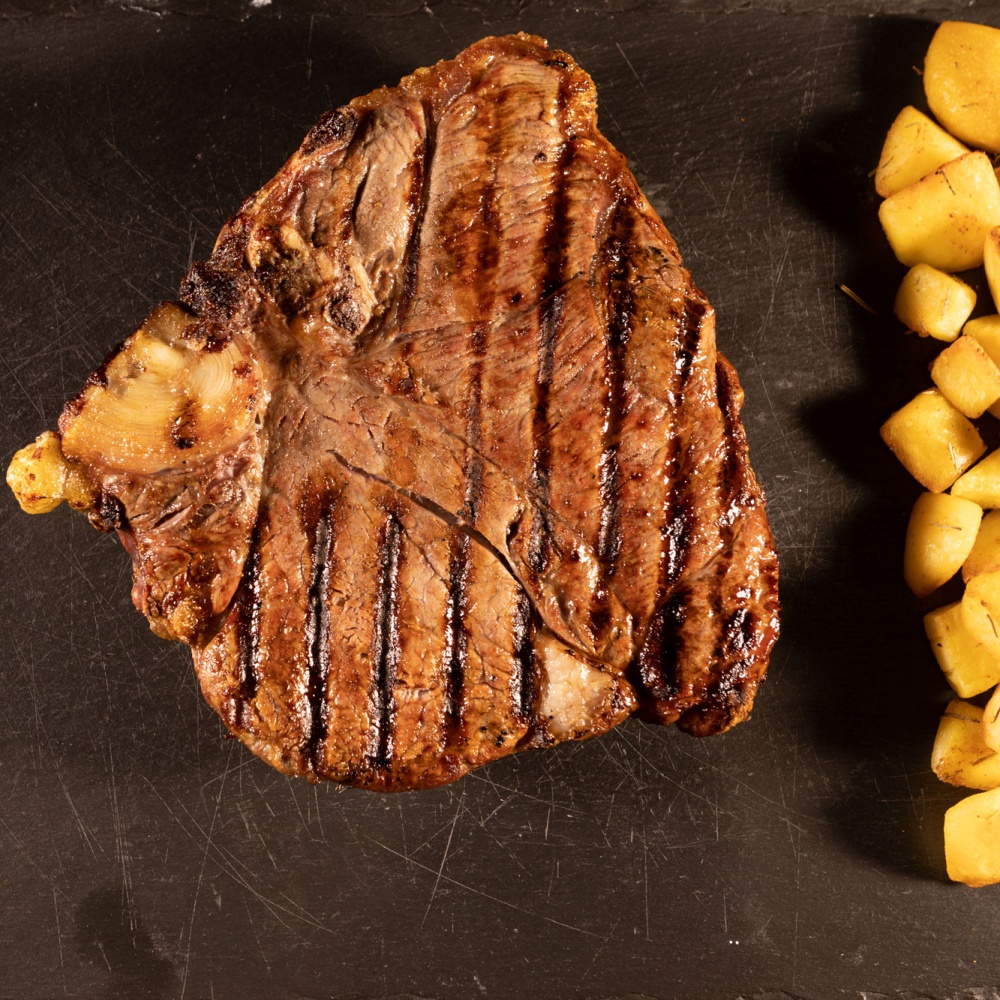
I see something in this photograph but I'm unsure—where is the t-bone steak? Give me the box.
[7,34,780,791]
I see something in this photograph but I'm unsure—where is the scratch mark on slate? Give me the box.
[370,837,601,938]
[422,800,461,925]
[179,742,233,1000]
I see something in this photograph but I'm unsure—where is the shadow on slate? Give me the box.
[783,15,968,880]
[75,886,178,1000]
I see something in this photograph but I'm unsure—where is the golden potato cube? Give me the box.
[963,509,1000,581]
[964,314,1000,355]
[985,228,1000,314]
[904,491,982,596]
[925,21,1000,154]
[931,336,1000,417]
[952,449,1000,507]
[945,786,1000,886]
[880,389,985,492]
[984,685,1000,753]
[929,599,1000,697]
[875,106,969,198]
[932,699,1000,790]
[895,264,976,342]
[878,152,1000,271]
[964,315,1000,418]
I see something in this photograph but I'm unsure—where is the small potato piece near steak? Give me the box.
[880,389,985,492]
[925,21,1000,155]
[963,510,1000,582]
[878,152,1000,271]
[895,263,976,342]
[874,105,968,199]
[932,699,1000,791]
[930,336,1000,419]
[926,601,1000,699]
[953,450,1000,508]
[904,492,981,597]
[945,786,1000,886]
[984,685,1000,754]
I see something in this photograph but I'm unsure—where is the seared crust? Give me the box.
[39,34,778,789]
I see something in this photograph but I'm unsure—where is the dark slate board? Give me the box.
[0,3,993,998]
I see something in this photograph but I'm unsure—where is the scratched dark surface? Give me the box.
[3,1,1000,998]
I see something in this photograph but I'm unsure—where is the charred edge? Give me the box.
[528,79,573,576]
[369,513,403,770]
[304,511,334,772]
[511,588,536,723]
[170,404,197,451]
[90,491,127,533]
[633,591,685,702]
[301,106,358,157]
[677,609,764,736]
[236,523,263,706]
[398,102,437,324]
[592,210,635,637]
[179,260,246,323]
[443,532,472,743]
[61,340,128,424]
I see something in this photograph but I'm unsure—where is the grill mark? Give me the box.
[398,102,436,326]
[528,79,574,576]
[635,592,685,701]
[349,163,371,234]
[591,207,635,638]
[235,522,263,709]
[675,297,706,391]
[511,588,536,722]
[441,103,504,743]
[442,531,471,742]
[304,509,334,772]
[368,512,403,770]
[654,295,706,603]
[635,291,706,701]
[701,365,755,675]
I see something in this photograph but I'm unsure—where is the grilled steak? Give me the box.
[7,34,779,790]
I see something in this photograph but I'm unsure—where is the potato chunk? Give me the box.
[964,315,1000,418]
[984,228,1000,313]
[952,449,1000,508]
[875,106,969,198]
[945,786,1000,886]
[930,335,1000,417]
[932,700,1000,790]
[880,389,985,492]
[878,152,1000,271]
[961,570,1000,671]
[895,264,976,342]
[904,491,982,596]
[963,509,1000,582]
[925,21,1000,154]
[984,685,1000,753]
[928,599,1000,697]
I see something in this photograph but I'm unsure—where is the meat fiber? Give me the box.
[7,34,779,790]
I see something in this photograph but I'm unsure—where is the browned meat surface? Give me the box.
[7,34,779,790]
